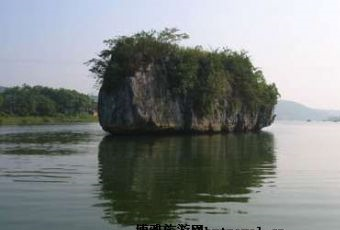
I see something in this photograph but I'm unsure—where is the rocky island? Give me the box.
[87,28,279,134]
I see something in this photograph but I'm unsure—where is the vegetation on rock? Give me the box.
[87,28,279,117]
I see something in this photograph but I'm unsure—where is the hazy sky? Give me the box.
[1,0,340,109]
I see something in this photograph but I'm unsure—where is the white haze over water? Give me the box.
[1,0,340,109]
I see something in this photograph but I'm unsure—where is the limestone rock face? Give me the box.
[98,67,275,134]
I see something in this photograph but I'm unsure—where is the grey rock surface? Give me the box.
[98,67,275,134]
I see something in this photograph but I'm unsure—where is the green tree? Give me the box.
[0,85,96,116]
[86,28,279,116]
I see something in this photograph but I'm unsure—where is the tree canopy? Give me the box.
[87,28,279,114]
[0,85,95,116]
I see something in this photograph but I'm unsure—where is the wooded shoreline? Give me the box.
[0,115,97,126]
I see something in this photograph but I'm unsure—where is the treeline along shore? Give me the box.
[0,85,97,125]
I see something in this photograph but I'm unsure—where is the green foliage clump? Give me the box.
[0,85,96,116]
[87,28,279,115]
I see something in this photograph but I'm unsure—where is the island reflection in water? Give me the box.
[97,133,276,225]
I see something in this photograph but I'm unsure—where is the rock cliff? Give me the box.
[98,66,275,134]
[90,29,278,134]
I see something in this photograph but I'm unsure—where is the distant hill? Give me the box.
[274,100,340,121]
[0,86,7,93]
[89,95,98,103]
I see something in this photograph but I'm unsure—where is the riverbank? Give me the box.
[0,115,97,125]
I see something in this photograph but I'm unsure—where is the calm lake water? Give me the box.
[0,121,340,230]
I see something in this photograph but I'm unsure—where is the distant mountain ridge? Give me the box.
[0,86,7,93]
[274,100,340,121]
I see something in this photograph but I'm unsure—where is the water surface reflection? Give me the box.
[97,133,276,225]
